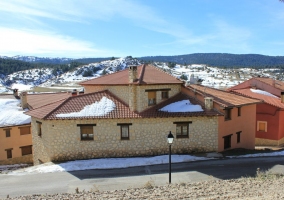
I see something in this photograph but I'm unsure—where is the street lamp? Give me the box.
[167,131,174,184]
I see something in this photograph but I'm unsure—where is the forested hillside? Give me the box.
[140,53,284,68]
[0,58,83,75]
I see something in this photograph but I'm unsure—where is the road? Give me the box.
[0,156,284,198]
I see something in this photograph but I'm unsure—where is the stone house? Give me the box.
[228,77,284,146]
[25,64,260,165]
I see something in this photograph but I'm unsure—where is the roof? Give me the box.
[186,84,262,108]
[231,88,284,109]
[79,64,183,85]
[254,77,284,91]
[25,90,221,120]
[27,92,71,109]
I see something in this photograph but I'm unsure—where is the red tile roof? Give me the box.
[186,84,262,108]
[25,90,221,120]
[254,77,284,91]
[231,88,284,109]
[27,92,71,109]
[79,64,183,85]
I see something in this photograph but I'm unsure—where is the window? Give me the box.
[36,121,42,136]
[223,134,232,149]
[257,121,267,132]
[237,107,241,117]
[174,122,192,138]
[161,91,169,99]
[19,126,31,135]
[117,123,132,140]
[5,149,12,159]
[148,91,156,105]
[79,125,94,140]
[236,131,241,143]
[20,145,32,156]
[224,109,232,120]
[4,129,11,137]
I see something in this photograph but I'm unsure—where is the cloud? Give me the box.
[0,28,117,58]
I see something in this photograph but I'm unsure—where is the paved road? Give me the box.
[1,156,284,198]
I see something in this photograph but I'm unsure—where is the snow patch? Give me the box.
[56,97,116,118]
[0,99,31,127]
[159,100,203,112]
[250,89,278,98]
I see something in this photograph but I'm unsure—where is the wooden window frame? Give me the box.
[175,122,191,138]
[224,108,232,121]
[20,145,32,156]
[236,131,242,143]
[36,121,42,137]
[237,107,241,117]
[4,128,11,137]
[19,126,31,135]
[223,134,232,149]
[257,121,267,132]
[5,148,13,159]
[161,91,169,99]
[148,91,156,106]
[117,123,132,140]
[77,125,95,141]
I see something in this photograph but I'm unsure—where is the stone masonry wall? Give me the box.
[0,154,33,165]
[255,137,284,146]
[32,116,218,165]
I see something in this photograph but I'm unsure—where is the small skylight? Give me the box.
[159,100,203,112]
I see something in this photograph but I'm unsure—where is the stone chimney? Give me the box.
[20,92,28,109]
[204,97,213,110]
[13,89,19,98]
[129,65,137,83]
[72,89,77,96]
[281,92,284,103]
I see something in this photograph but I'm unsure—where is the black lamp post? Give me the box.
[167,131,174,184]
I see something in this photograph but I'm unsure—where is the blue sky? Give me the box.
[0,0,283,58]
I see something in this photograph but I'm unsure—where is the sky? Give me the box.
[0,0,283,58]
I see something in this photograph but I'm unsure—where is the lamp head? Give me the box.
[167,131,174,144]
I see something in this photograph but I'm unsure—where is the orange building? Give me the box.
[228,77,284,146]
[0,94,32,164]
[182,85,261,151]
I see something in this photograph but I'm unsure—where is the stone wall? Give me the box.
[0,154,33,165]
[255,138,284,146]
[32,116,218,165]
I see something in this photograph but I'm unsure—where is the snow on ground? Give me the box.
[0,99,31,127]
[11,83,33,91]
[56,97,116,117]
[159,100,203,112]
[228,150,284,158]
[250,89,279,98]
[8,155,211,175]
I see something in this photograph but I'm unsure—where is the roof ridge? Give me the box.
[138,64,146,84]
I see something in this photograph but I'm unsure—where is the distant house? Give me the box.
[228,77,284,146]
[24,64,260,165]
[0,90,32,165]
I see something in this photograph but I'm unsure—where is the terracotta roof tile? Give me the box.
[25,90,221,120]
[79,64,183,85]
[187,84,262,108]
[27,92,70,109]
[254,77,284,91]
[231,88,284,109]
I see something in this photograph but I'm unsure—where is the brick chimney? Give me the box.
[72,89,77,96]
[129,65,137,83]
[281,92,284,103]
[204,97,213,110]
[20,92,28,109]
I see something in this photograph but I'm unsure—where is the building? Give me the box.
[24,64,260,165]
[228,77,284,146]
[0,91,32,165]
[182,84,261,152]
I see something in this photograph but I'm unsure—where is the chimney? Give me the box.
[13,89,19,98]
[79,90,84,95]
[281,92,284,103]
[72,89,77,96]
[20,92,28,109]
[129,65,137,83]
[204,97,213,110]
